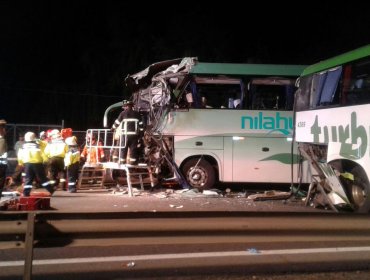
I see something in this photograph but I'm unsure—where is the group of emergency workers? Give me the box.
[16,129,81,196]
[1,99,144,198]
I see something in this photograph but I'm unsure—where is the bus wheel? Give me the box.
[182,158,216,190]
[347,166,370,213]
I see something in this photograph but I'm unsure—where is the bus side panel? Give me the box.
[295,110,322,143]
[162,109,294,137]
[296,104,370,144]
[174,135,224,150]
[173,135,224,179]
[223,137,233,182]
[165,109,308,184]
[232,136,294,183]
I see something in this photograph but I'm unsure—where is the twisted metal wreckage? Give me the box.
[128,58,197,189]
[104,57,197,189]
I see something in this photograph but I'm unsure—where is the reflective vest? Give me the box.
[64,146,81,167]
[18,141,47,164]
[44,138,68,158]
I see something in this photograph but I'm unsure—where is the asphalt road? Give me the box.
[45,185,322,213]
[3,185,370,280]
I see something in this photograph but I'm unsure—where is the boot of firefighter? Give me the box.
[43,181,55,195]
[111,149,119,163]
[59,178,67,191]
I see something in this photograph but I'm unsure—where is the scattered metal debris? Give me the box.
[203,190,221,196]
[248,190,291,201]
[169,204,184,209]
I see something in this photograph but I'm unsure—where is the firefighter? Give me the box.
[111,100,143,164]
[17,132,53,196]
[44,129,68,190]
[64,136,80,193]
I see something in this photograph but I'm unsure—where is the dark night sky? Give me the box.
[1,1,369,130]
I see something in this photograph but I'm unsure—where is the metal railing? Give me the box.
[5,122,64,148]
[2,211,370,279]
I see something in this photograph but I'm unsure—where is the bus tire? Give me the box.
[182,158,216,190]
[347,166,370,213]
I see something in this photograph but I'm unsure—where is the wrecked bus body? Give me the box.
[294,45,370,212]
[101,57,310,190]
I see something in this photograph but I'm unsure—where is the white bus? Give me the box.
[114,57,309,190]
[294,45,370,212]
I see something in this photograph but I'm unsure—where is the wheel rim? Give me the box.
[187,166,208,187]
[350,182,367,208]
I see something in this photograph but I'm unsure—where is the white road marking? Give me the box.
[2,246,370,267]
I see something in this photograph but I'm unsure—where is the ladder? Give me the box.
[77,163,115,191]
[103,162,155,197]
[81,128,155,195]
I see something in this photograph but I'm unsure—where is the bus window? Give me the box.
[305,67,342,109]
[345,58,370,105]
[318,67,342,106]
[249,78,295,110]
[192,76,243,109]
[295,76,313,111]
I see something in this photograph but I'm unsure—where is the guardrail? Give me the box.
[2,211,370,279]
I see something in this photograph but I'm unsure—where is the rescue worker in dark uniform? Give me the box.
[111,100,143,164]
[64,136,80,193]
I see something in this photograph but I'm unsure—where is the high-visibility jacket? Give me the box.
[64,146,81,167]
[44,138,68,158]
[18,141,47,165]
[37,139,48,152]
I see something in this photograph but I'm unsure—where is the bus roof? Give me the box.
[301,44,370,77]
[126,57,306,90]
[191,62,306,77]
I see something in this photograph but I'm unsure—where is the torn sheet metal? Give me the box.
[248,190,291,201]
[124,58,198,188]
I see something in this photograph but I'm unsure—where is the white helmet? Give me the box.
[39,131,46,139]
[49,129,60,139]
[25,132,36,142]
[65,136,77,146]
